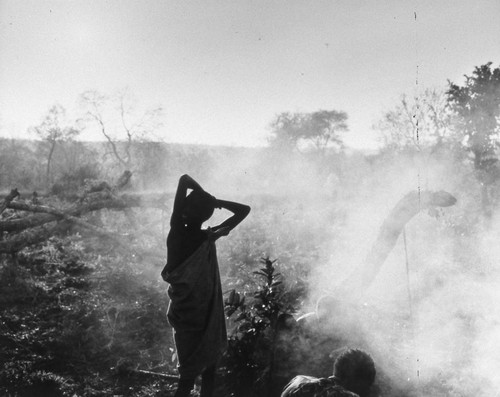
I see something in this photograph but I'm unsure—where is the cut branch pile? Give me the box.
[0,172,169,256]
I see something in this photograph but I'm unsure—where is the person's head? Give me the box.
[183,190,216,226]
[333,348,376,397]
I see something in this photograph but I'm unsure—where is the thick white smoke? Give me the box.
[162,140,500,396]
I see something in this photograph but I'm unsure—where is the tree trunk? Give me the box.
[46,140,57,188]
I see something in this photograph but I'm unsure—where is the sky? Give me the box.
[0,0,499,149]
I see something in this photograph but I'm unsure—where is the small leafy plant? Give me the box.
[222,257,303,397]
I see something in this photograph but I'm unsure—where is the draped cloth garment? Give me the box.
[164,240,227,378]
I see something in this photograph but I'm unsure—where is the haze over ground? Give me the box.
[2,3,500,395]
[1,0,499,149]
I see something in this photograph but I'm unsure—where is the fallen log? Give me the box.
[0,170,170,256]
[0,182,170,254]
[0,194,168,234]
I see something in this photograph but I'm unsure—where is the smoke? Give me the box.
[156,140,500,395]
[295,150,500,396]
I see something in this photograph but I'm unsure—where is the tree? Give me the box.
[268,112,306,151]
[375,88,454,152]
[78,89,164,173]
[447,63,500,219]
[306,110,347,153]
[447,62,500,172]
[268,109,348,154]
[29,104,80,187]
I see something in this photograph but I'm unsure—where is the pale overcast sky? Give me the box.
[0,0,499,149]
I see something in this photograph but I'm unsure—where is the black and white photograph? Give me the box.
[1,1,499,396]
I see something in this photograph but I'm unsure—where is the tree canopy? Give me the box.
[268,109,348,153]
[447,62,500,170]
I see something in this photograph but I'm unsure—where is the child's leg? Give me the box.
[200,365,216,397]
[174,377,195,397]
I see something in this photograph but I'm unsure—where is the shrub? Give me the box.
[221,257,305,397]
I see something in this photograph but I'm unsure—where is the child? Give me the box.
[162,174,250,397]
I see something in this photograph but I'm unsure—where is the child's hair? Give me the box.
[333,348,376,386]
[184,190,216,223]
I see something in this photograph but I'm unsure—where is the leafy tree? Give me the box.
[447,62,500,219]
[306,110,348,152]
[78,89,164,174]
[447,62,500,172]
[376,88,454,151]
[268,109,348,154]
[29,104,80,187]
[268,112,307,151]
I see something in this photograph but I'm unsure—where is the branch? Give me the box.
[119,95,133,167]
[113,170,132,191]
[90,111,127,168]
[0,188,20,214]
[343,190,457,291]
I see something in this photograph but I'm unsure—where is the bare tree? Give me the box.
[375,88,454,151]
[29,104,79,187]
[78,89,164,172]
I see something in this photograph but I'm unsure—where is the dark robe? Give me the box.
[164,239,227,378]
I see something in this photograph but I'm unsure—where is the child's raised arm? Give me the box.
[170,174,204,227]
[209,199,250,240]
